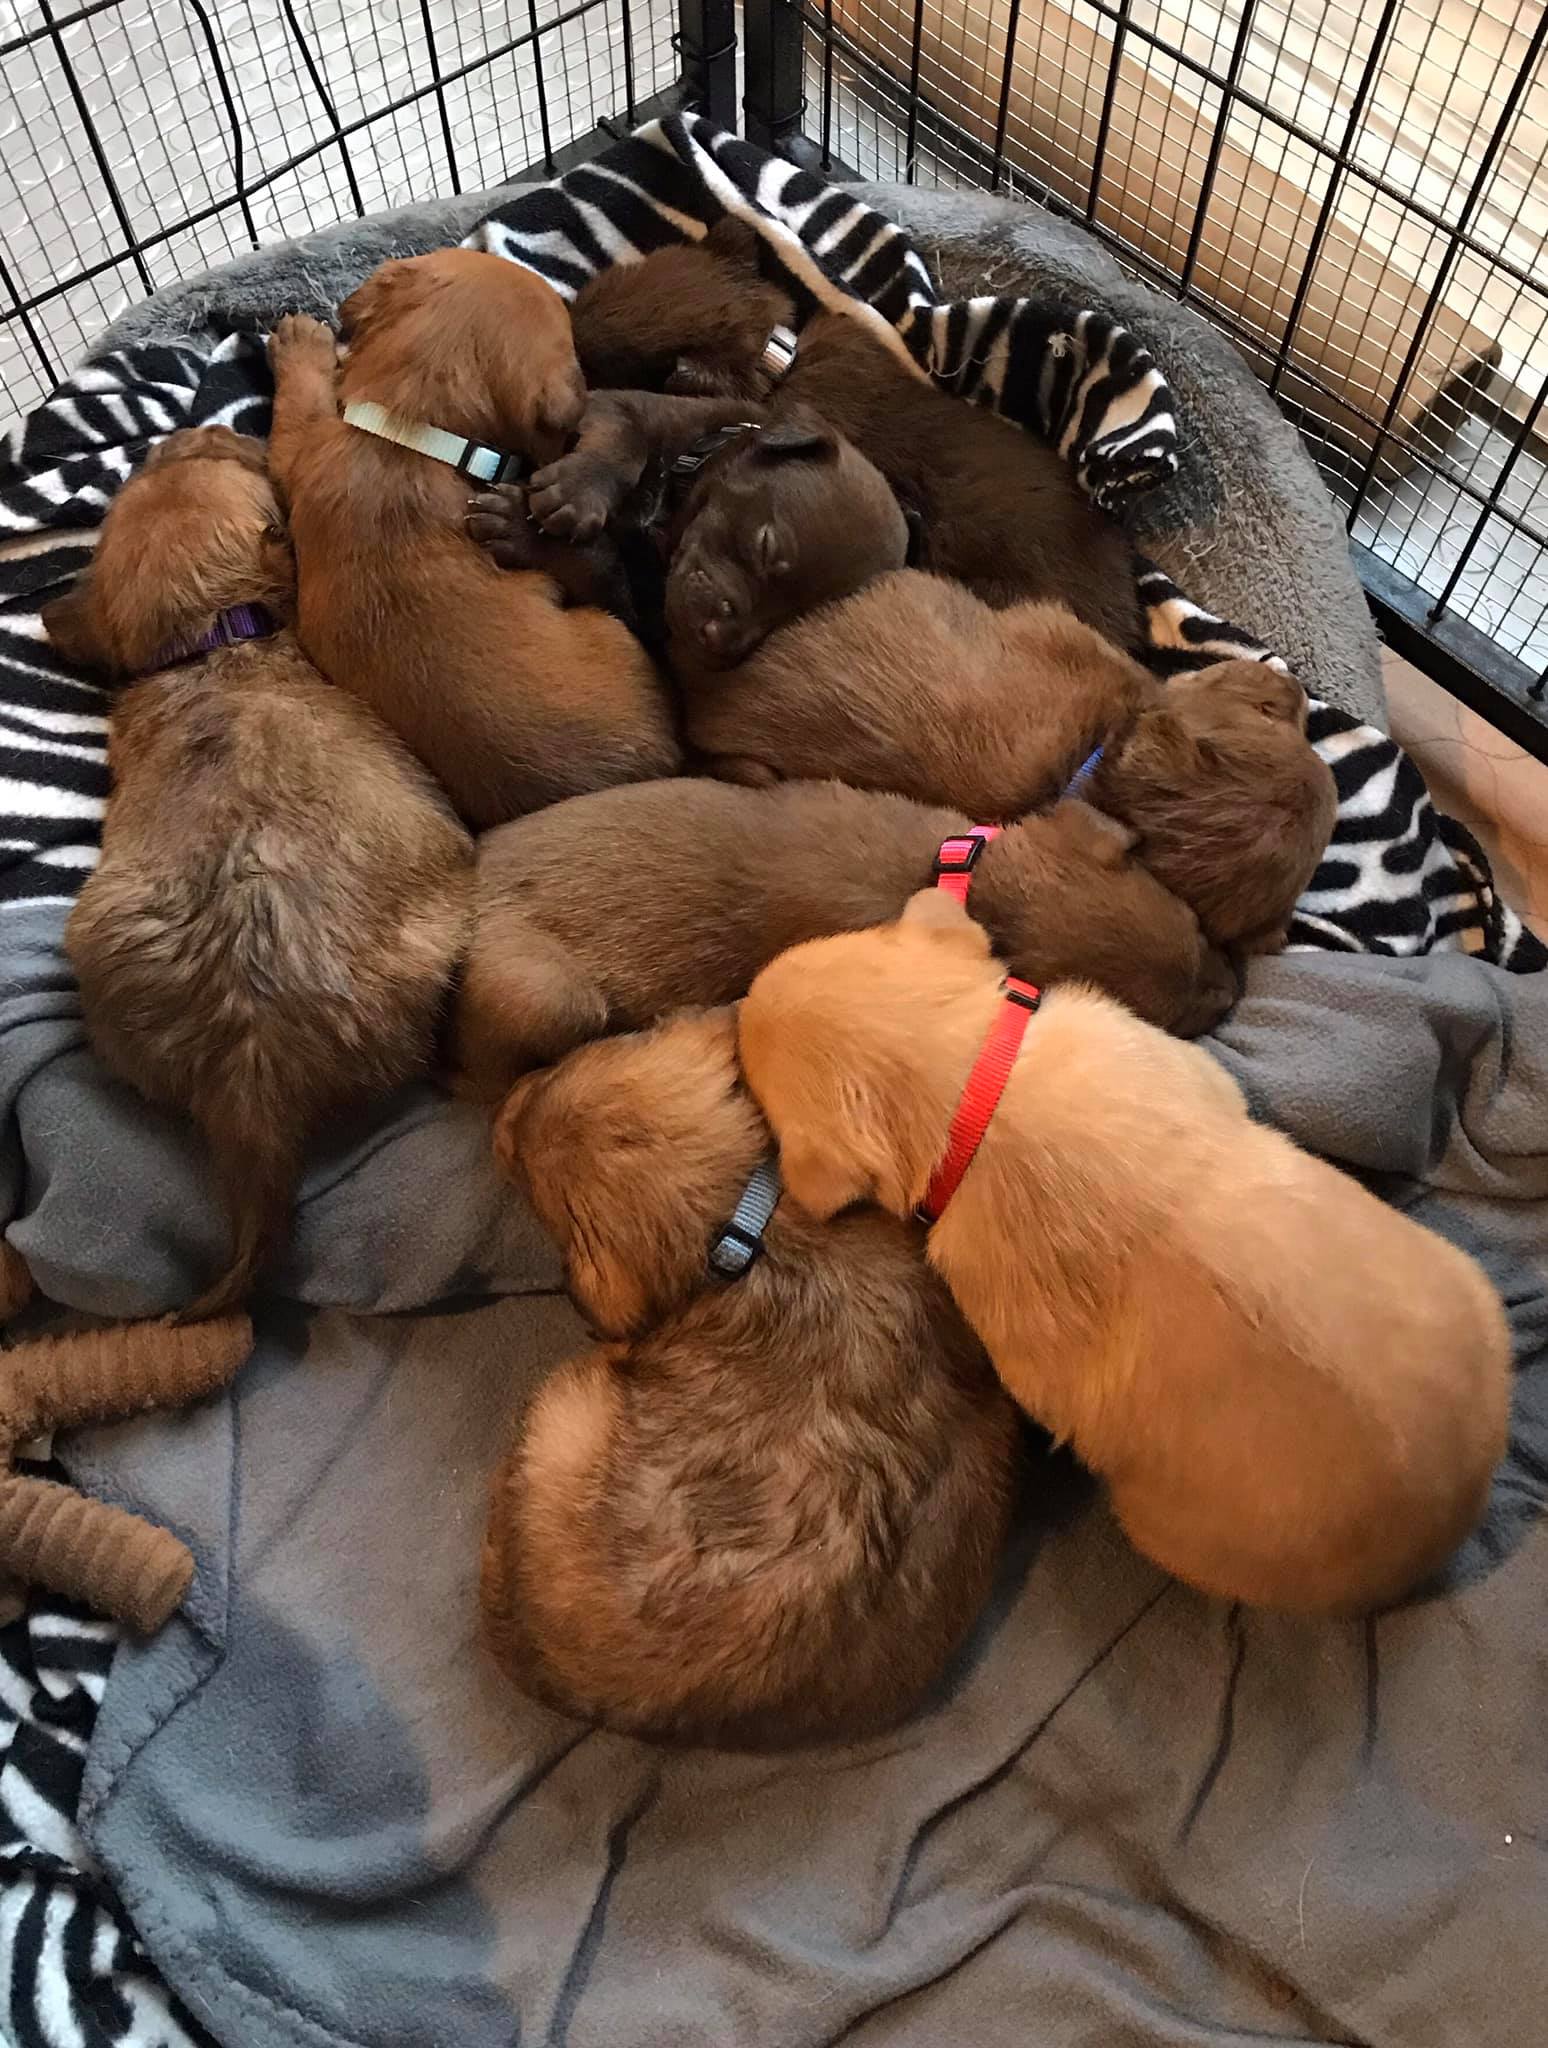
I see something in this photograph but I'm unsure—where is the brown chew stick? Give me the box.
[0,1312,253,1631]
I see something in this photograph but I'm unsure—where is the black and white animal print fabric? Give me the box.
[0,109,1542,2048]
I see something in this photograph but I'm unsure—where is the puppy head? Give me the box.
[1092,659,1338,948]
[492,1008,767,1338]
[340,249,584,464]
[42,426,290,675]
[986,802,1239,1038]
[739,895,995,1221]
[665,408,910,667]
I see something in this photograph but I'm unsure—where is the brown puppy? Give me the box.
[568,216,796,399]
[682,569,1152,809]
[266,253,678,830]
[481,1007,1019,1748]
[681,573,1337,950]
[1083,660,1339,952]
[453,776,1236,1100]
[738,894,1513,1616]
[42,426,471,1315]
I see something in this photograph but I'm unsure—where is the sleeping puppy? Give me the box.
[452,775,1236,1099]
[568,216,796,399]
[266,252,678,830]
[682,571,1337,950]
[42,426,472,1316]
[481,1007,1019,1749]
[738,893,1512,1616]
[521,310,1140,663]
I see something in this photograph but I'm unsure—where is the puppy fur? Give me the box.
[683,573,1337,949]
[737,895,1513,1615]
[568,216,796,400]
[481,1007,1019,1748]
[664,310,1141,662]
[266,254,678,830]
[1083,660,1339,951]
[43,427,472,1315]
[452,775,1236,1100]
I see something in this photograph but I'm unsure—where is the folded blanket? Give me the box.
[0,115,1544,2048]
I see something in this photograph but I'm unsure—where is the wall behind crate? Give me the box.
[0,0,681,429]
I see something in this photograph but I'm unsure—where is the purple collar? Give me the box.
[149,603,278,672]
[1062,745,1104,798]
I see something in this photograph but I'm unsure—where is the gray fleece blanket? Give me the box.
[1,121,1544,2048]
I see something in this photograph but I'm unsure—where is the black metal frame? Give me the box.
[745,0,1548,755]
[2,0,734,411]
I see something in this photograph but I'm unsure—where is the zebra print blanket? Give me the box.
[0,110,1542,2048]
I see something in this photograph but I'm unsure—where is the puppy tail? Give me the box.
[179,1122,300,1324]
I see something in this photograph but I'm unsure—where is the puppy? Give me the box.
[453,776,1236,1099]
[266,252,678,830]
[43,426,472,1315]
[682,569,1153,810]
[738,893,1513,1615]
[1081,660,1339,951]
[568,216,796,399]
[481,1007,1019,1748]
[682,574,1337,950]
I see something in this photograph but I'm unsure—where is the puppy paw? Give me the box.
[526,454,622,543]
[467,485,539,570]
[268,312,336,372]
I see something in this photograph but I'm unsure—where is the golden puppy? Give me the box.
[453,776,1237,1101]
[737,893,1512,1614]
[266,252,677,830]
[683,571,1337,952]
[481,1008,1019,1748]
[43,426,471,1314]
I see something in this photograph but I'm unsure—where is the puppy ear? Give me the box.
[778,1132,874,1222]
[491,1071,547,1181]
[756,407,839,464]
[1054,797,1139,862]
[702,214,762,273]
[900,887,992,953]
[40,580,105,671]
[337,263,405,341]
[567,1241,650,1342]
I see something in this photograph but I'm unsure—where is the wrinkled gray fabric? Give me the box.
[65,949,1548,2048]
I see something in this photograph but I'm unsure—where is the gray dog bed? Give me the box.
[0,113,1544,2048]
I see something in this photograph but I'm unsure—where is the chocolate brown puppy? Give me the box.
[481,1007,1019,1749]
[266,253,678,830]
[453,776,1236,1099]
[42,426,471,1315]
[682,574,1337,951]
[523,311,1139,666]
[1083,660,1339,952]
[769,312,1140,642]
[568,216,796,399]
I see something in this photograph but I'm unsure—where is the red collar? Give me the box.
[916,976,1041,1224]
[931,824,1001,904]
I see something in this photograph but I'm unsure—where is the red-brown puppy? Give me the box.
[452,776,1236,1099]
[43,427,471,1313]
[739,894,1512,1616]
[681,570,1338,950]
[482,1007,1019,1748]
[266,253,678,829]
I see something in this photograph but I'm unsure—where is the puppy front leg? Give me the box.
[528,391,768,541]
[266,314,339,499]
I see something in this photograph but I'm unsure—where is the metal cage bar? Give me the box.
[748,0,1548,754]
[1,0,725,429]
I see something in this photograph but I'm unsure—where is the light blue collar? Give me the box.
[708,1156,782,1278]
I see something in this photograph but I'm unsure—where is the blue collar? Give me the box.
[708,1155,782,1278]
[1063,745,1104,798]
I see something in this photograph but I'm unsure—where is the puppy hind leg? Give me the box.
[452,930,608,1101]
